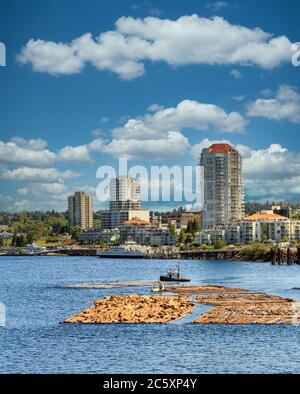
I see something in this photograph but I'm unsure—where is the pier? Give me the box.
[271,247,300,265]
[180,249,240,260]
[143,249,241,260]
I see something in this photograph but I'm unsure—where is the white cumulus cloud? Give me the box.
[17,14,294,79]
[0,139,56,167]
[104,131,190,160]
[113,99,246,140]
[247,85,300,123]
[0,167,81,182]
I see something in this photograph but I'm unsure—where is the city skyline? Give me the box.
[1,0,300,212]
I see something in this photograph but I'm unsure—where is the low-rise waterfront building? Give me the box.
[119,219,176,246]
[240,212,293,242]
[226,224,241,244]
[78,228,119,244]
[101,210,150,229]
[152,211,201,230]
[0,231,13,239]
[199,226,226,245]
[199,210,300,245]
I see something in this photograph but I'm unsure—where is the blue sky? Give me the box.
[0,0,300,212]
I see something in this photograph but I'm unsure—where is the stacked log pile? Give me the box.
[193,292,298,324]
[65,294,194,324]
[64,286,300,325]
[166,285,247,294]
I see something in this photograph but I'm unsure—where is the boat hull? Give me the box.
[159,276,191,282]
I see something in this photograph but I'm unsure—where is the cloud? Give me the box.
[17,39,84,75]
[13,182,98,212]
[244,177,300,200]
[0,194,13,205]
[206,2,228,11]
[247,85,300,123]
[10,136,48,150]
[17,182,67,196]
[113,99,246,140]
[0,139,56,167]
[58,144,92,163]
[242,143,300,179]
[104,131,190,160]
[149,8,163,17]
[147,103,165,112]
[91,128,104,137]
[0,136,108,168]
[0,193,32,212]
[58,138,104,162]
[0,167,81,182]
[230,69,243,79]
[232,95,245,102]
[18,14,294,79]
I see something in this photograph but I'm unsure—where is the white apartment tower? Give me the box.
[101,176,149,229]
[68,191,94,230]
[109,176,141,211]
[200,143,244,227]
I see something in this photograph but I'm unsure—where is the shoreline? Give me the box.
[1,246,300,264]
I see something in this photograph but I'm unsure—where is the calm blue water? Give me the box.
[1,256,300,373]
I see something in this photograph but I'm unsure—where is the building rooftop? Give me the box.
[122,219,150,225]
[244,213,288,221]
[208,143,237,154]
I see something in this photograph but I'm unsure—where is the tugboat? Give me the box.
[160,264,191,282]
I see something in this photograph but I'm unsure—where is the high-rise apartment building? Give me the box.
[109,176,141,211]
[68,191,93,229]
[200,143,244,227]
[101,176,149,229]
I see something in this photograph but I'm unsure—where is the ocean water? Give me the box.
[1,256,300,373]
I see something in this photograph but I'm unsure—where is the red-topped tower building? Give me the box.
[200,143,244,227]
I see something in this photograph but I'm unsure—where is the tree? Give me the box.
[93,219,101,228]
[71,226,82,240]
[187,220,193,234]
[11,233,17,247]
[240,243,270,261]
[213,240,227,250]
[199,244,209,250]
[169,224,176,236]
[192,218,200,233]
[26,232,33,245]
[187,218,200,236]
[178,230,186,245]
[19,234,26,247]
